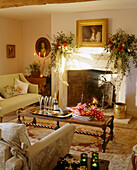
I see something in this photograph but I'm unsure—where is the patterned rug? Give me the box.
[8,116,137,170]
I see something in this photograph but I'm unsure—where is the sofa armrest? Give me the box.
[28,84,38,94]
[25,124,75,170]
[0,143,11,170]
[6,156,23,170]
[18,73,38,94]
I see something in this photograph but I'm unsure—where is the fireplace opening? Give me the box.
[67,70,115,108]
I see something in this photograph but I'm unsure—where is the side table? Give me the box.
[25,76,46,94]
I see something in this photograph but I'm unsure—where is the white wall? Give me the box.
[51,9,137,116]
[23,16,51,74]
[0,16,23,75]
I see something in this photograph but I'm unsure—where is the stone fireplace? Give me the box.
[52,47,126,107]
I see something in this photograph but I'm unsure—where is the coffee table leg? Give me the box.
[17,110,22,123]
[102,126,106,153]
[17,115,21,123]
[110,116,114,141]
[32,118,36,124]
[54,121,60,130]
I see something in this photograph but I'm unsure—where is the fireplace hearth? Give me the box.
[67,69,115,108]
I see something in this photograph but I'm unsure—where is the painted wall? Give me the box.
[0,16,23,75]
[51,9,137,116]
[23,16,51,75]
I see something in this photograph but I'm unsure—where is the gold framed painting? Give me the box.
[77,19,108,47]
[6,45,15,58]
[35,37,51,57]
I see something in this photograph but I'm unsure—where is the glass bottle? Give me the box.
[53,93,59,111]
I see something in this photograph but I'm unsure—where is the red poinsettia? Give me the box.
[55,43,61,49]
[62,41,68,47]
[118,45,124,51]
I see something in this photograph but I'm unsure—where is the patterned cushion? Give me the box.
[14,78,29,94]
[0,123,31,146]
[0,85,18,99]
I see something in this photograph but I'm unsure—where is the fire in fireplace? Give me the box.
[67,70,115,108]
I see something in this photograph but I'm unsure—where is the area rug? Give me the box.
[9,116,137,170]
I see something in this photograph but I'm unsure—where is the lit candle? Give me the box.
[39,52,40,56]
[44,53,45,57]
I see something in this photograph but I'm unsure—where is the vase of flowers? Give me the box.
[29,61,40,77]
[104,28,137,83]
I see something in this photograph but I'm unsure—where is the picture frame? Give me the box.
[35,37,51,57]
[6,45,15,58]
[77,19,108,47]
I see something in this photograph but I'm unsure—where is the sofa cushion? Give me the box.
[14,78,29,94]
[0,93,41,117]
[0,85,18,99]
[0,123,31,146]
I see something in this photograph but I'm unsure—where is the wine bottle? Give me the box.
[53,93,58,111]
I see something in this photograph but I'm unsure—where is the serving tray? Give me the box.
[30,106,72,119]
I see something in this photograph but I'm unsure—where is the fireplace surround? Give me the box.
[51,47,126,108]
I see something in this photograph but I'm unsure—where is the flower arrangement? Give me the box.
[24,61,40,77]
[104,28,137,80]
[49,31,78,83]
[29,61,40,72]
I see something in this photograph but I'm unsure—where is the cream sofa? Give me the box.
[0,123,75,170]
[0,73,41,122]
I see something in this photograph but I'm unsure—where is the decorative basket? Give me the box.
[113,102,127,119]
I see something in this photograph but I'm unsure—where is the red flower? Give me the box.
[110,46,114,50]
[118,45,124,51]
[108,40,113,46]
[62,41,68,47]
[55,43,61,49]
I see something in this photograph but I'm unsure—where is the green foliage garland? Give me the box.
[104,28,137,79]
[49,31,78,83]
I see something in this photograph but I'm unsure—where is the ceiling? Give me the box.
[0,0,136,20]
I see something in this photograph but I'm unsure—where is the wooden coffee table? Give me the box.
[17,107,114,153]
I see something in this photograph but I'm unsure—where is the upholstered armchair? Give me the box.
[0,123,75,170]
[132,145,137,170]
